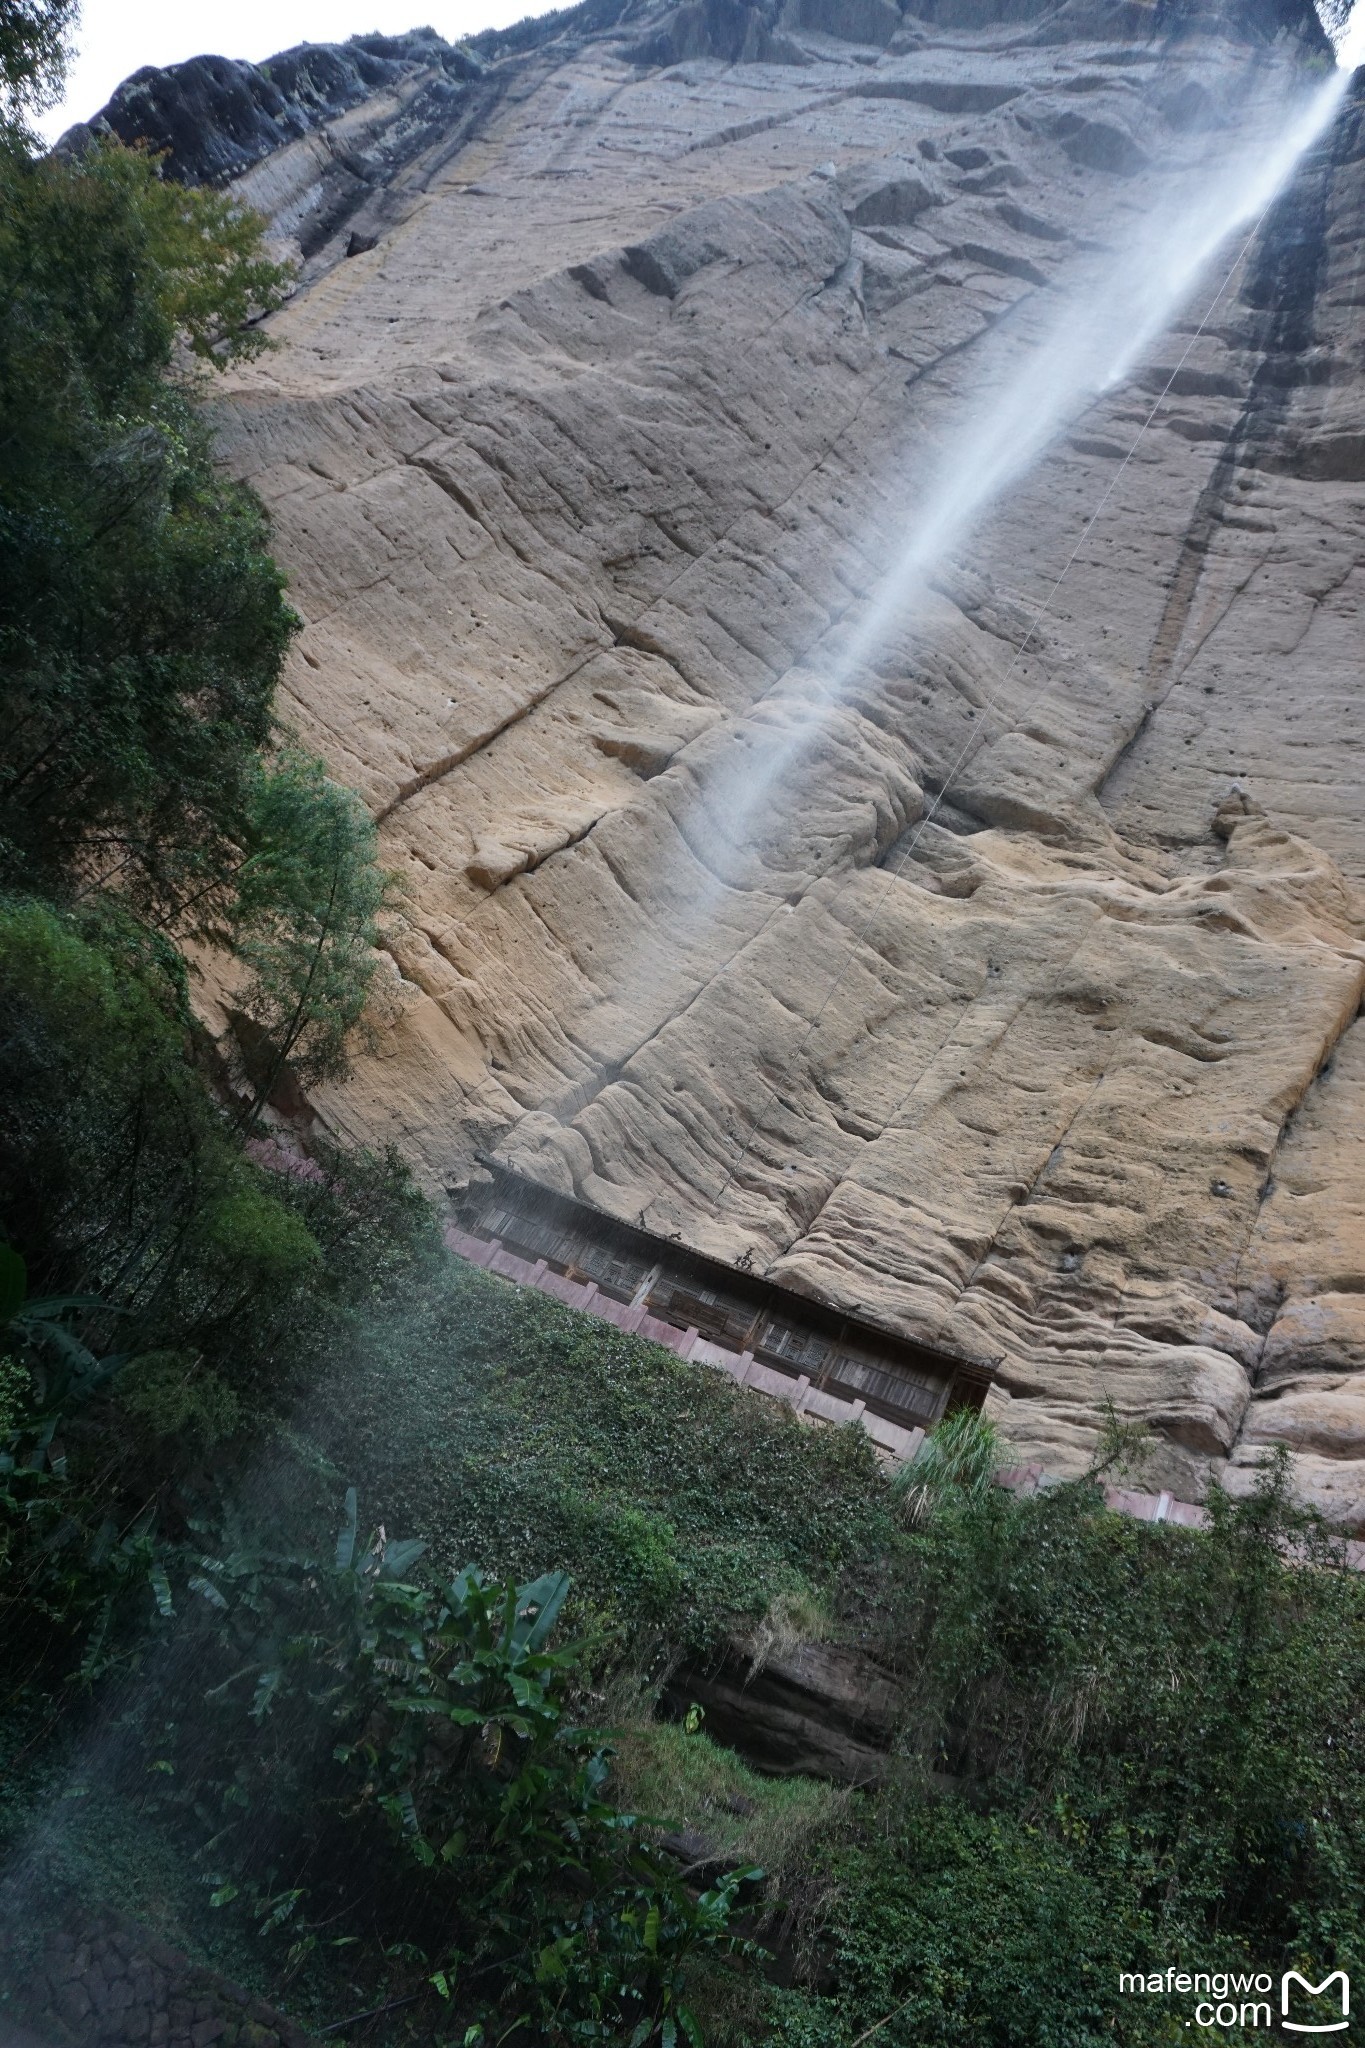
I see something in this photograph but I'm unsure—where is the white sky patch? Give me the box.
[37,0,563,143]
[1337,0,1365,67]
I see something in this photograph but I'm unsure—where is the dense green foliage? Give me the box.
[0,4,402,1437]
[0,897,435,1701]
[0,894,429,1417]
[766,1454,1365,2048]
[230,751,394,1107]
[0,81,390,1052]
[119,1498,760,2045]
[893,1454,1364,1955]
[0,0,76,126]
[307,1263,899,1652]
[0,141,294,915]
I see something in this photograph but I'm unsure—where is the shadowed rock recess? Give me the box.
[86,0,1365,1521]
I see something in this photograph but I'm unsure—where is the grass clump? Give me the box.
[891,1406,1005,1523]
[609,1720,848,1896]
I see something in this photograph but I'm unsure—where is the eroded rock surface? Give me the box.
[668,1636,906,1782]
[131,0,1365,1518]
[60,31,493,258]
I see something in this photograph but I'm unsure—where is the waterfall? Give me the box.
[695,57,1352,877]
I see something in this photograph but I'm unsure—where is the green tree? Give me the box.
[0,131,394,1119]
[0,141,296,917]
[230,753,397,1118]
[0,896,317,1346]
[0,0,77,128]
[0,895,429,1439]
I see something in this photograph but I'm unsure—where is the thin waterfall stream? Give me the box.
[539,38,1358,1234]
[694,58,1353,906]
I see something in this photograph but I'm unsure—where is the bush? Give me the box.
[306,1262,906,1653]
[879,1453,1365,1958]
[0,897,423,1408]
[132,1494,765,2045]
[0,893,436,1701]
[767,1799,1169,2048]
[116,1354,242,1446]
[756,1451,1365,2046]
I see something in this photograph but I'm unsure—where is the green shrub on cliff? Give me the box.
[0,897,426,1404]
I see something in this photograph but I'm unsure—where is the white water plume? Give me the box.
[1337,0,1365,68]
[828,76,1348,691]
[701,57,1350,876]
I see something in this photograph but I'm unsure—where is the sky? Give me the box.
[37,0,1365,144]
[1341,0,1365,63]
[36,0,563,143]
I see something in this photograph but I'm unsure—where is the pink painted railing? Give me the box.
[446,1224,1365,1563]
[444,1225,925,1462]
[998,1464,1213,1529]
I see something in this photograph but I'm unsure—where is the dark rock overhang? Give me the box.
[458,1157,998,1431]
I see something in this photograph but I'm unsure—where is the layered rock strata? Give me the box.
[103,0,1365,1519]
[59,31,493,261]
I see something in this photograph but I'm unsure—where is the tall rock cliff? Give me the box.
[85,0,1365,1519]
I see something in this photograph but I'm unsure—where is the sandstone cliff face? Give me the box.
[123,0,1365,1517]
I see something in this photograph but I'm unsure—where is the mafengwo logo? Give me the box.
[1283,1973,1350,2035]
[1118,1969,1349,2031]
